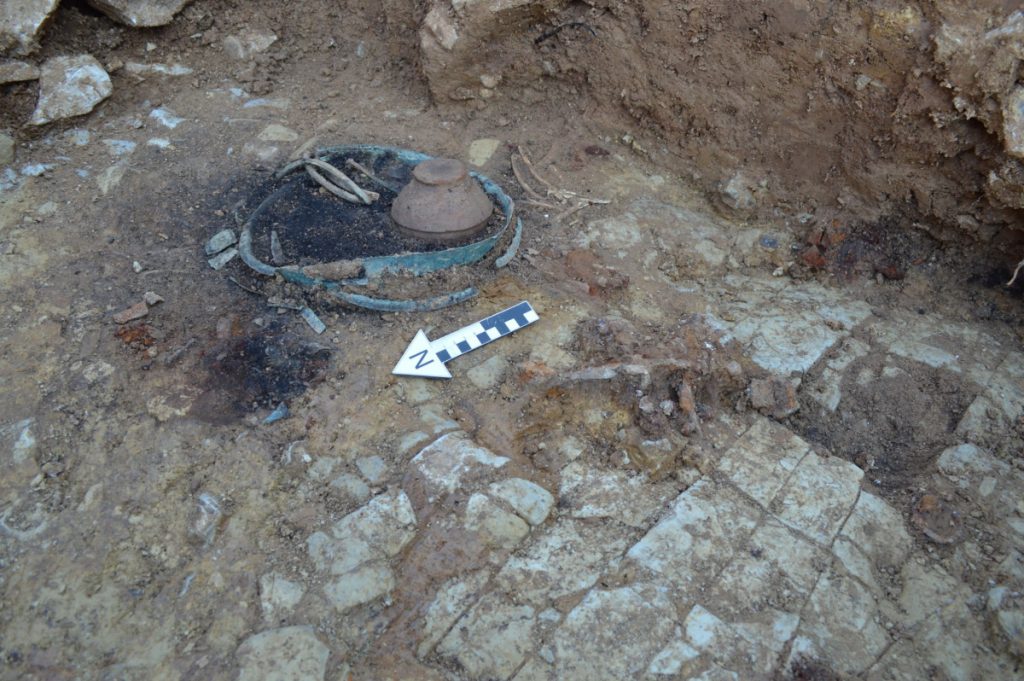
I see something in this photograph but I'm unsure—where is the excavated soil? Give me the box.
[2,1,1024,680]
[420,0,1024,252]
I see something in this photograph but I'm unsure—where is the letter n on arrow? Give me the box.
[392,330,452,379]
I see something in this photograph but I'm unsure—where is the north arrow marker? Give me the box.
[392,301,540,379]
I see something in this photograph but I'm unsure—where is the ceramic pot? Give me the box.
[391,158,493,242]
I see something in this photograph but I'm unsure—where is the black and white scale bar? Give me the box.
[432,301,539,364]
[392,301,540,379]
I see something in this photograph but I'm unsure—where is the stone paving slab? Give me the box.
[409,431,510,500]
[558,461,677,528]
[552,583,678,681]
[436,592,537,680]
[488,478,555,527]
[418,570,491,660]
[708,517,825,618]
[868,310,1006,385]
[626,479,761,592]
[710,275,873,374]
[791,568,890,674]
[769,451,863,545]
[714,418,810,507]
[496,518,633,607]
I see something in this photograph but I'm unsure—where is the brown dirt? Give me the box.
[794,355,976,495]
[2,1,1024,679]
[419,0,1024,257]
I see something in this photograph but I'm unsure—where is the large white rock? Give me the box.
[437,592,536,679]
[488,478,554,526]
[0,0,59,56]
[236,626,330,681]
[30,55,112,126]
[306,490,417,613]
[86,0,192,27]
[554,584,677,680]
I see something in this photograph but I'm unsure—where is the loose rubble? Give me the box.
[30,55,112,126]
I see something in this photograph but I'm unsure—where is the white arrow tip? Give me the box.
[392,329,451,379]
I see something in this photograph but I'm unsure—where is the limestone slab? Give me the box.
[709,276,872,374]
[465,492,529,549]
[710,517,824,617]
[417,570,490,659]
[259,573,304,620]
[355,455,388,484]
[554,584,676,681]
[797,571,889,674]
[715,418,810,507]
[410,431,508,499]
[626,480,760,591]
[558,461,675,528]
[330,489,416,558]
[497,518,631,606]
[236,626,329,681]
[323,562,394,612]
[488,478,554,526]
[770,452,863,545]
[836,491,912,583]
[436,592,535,680]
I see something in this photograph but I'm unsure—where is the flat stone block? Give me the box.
[496,518,631,606]
[323,562,394,612]
[488,478,554,526]
[236,626,329,681]
[715,418,810,507]
[410,432,508,499]
[437,592,536,680]
[417,570,489,659]
[797,570,889,674]
[626,480,761,591]
[558,461,676,528]
[465,492,530,549]
[771,452,863,545]
[554,584,677,681]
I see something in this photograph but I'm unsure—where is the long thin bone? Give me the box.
[304,157,379,203]
[510,154,551,204]
[1008,258,1024,287]
[305,164,363,203]
[344,158,399,193]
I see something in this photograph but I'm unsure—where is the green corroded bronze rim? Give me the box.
[236,144,522,312]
